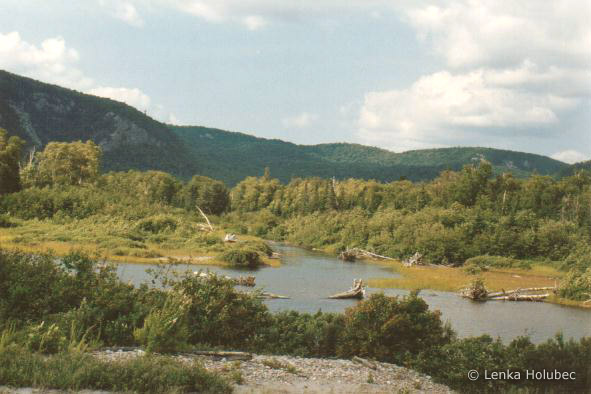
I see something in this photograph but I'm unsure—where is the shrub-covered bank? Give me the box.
[1,139,590,301]
[1,249,589,393]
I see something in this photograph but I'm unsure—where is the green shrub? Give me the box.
[25,322,66,354]
[134,292,190,353]
[261,311,345,357]
[337,292,454,364]
[0,214,16,227]
[0,347,231,393]
[137,215,178,233]
[172,273,270,348]
[221,247,262,268]
[558,268,591,301]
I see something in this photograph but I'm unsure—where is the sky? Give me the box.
[0,1,589,163]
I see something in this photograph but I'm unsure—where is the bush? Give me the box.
[0,214,16,227]
[337,292,453,364]
[137,215,178,233]
[134,292,190,353]
[171,273,270,349]
[558,268,591,301]
[0,346,231,393]
[221,247,262,268]
[24,322,66,354]
[413,334,591,393]
[261,311,345,357]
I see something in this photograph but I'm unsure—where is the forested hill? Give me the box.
[0,70,199,177]
[0,69,570,185]
[560,160,591,177]
[172,126,568,184]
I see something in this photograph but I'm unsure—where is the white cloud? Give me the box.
[114,2,144,27]
[404,1,591,69]
[0,31,92,90]
[242,15,267,31]
[88,87,151,111]
[551,150,589,164]
[282,112,318,128]
[357,69,579,151]
[356,1,591,153]
[161,0,394,29]
[0,31,175,122]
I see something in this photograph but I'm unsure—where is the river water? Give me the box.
[116,244,591,343]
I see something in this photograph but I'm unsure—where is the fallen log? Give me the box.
[328,279,366,299]
[460,280,556,302]
[489,293,550,301]
[196,205,214,231]
[338,248,396,262]
[487,287,555,298]
[258,292,290,299]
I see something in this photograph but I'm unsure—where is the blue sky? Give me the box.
[0,1,589,163]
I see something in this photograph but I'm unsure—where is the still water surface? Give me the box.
[116,244,591,343]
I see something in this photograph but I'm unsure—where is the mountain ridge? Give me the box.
[0,69,572,185]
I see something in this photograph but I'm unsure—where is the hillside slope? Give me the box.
[0,70,198,177]
[0,70,569,185]
[172,126,568,184]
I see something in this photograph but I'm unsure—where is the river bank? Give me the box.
[0,219,280,267]
[91,348,453,394]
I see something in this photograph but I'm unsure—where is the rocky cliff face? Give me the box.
[0,70,198,177]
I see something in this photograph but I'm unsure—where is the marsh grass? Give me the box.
[366,259,573,304]
[0,347,231,393]
[0,217,280,267]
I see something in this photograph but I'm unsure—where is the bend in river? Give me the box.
[116,244,591,344]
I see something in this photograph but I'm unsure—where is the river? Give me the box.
[116,244,591,343]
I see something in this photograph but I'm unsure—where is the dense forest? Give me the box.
[0,70,574,186]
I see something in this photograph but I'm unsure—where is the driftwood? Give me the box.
[352,356,377,370]
[487,287,555,298]
[489,294,549,302]
[258,292,290,299]
[328,279,365,299]
[224,233,237,242]
[339,248,396,262]
[460,281,556,302]
[403,252,424,267]
[196,205,213,231]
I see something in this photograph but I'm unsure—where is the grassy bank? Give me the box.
[365,258,591,307]
[0,347,231,393]
[0,218,279,267]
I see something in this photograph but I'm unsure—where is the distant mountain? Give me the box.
[0,70,569,185]
[172,126,568,184]
[558,160,591,177]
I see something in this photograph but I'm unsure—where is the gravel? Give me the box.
[93,349,454,393]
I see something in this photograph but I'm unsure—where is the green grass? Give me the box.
[0,216,279,267]
[0,347,231,393]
